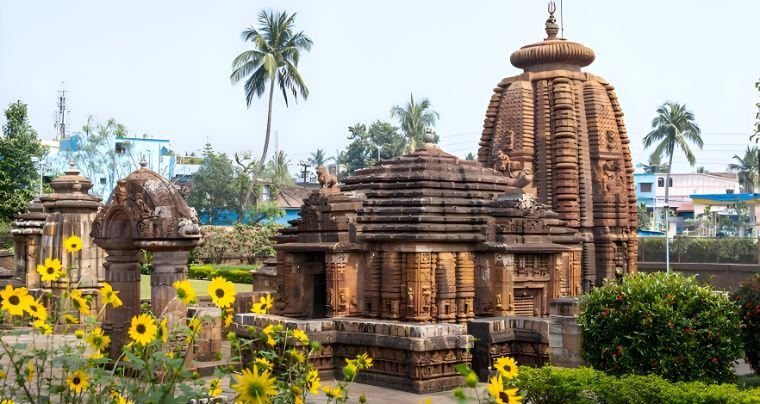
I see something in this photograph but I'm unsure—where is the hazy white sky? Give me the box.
[1,1,758,174]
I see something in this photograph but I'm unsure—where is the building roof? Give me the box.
[277,186,313,209]
[690,193,760,204]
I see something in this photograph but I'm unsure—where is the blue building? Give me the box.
[633,173,656,208]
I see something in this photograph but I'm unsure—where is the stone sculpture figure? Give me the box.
[317,166,338,189]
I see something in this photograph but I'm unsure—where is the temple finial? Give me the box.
[139,156,148,168]
[545,1,559,40]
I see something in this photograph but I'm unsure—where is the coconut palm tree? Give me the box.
[728,145,759,192]
[642,101,702,273]
[308,148,331,168]
[390,94,440,149]
[230,10,312,181]
[265,150,294,197]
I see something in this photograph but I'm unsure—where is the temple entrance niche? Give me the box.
[92,160,202,358]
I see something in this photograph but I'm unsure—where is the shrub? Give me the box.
[195,224,280,264]
[638,237,757,264]
[732,274,760,375]
[189,264,253,284]
[518,366,760,404]
[578,272,743,383]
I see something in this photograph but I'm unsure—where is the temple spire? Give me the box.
[545,1,560,40]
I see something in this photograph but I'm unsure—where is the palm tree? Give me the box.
[308,148,331,168]
[728,145,759,192]
[265,150,294,197]
[230,10,312,182]
[642,101,702,273]
[636,150,669,174]
[390,94,440,149]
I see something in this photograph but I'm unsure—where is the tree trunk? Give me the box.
[255,79,276,186]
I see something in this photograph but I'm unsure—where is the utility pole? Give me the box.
[54,84,70,140]
[298,160,310,184]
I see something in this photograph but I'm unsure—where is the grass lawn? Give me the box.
[139,275,251,299]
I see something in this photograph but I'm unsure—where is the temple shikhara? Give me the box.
[256,7,638,391]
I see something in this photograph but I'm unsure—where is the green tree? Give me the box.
[636,150,669,174]
[340,121,406,176]
[230,10,312,187]
[72,116,135,196]
[390,94,440,149]
[308,148,330,168]
[264,150,294,197]
[728,145,759,192]
[187,152,237,225]
[0,101,45,222]
[465,152,476,161]
[637,202,650,229]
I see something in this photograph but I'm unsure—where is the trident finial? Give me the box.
[545,1,560,40]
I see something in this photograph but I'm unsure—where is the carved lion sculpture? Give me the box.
[317,166,338,189]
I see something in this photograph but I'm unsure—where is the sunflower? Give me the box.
[305,368,320,395]
[85,327,111,351]
[208,277,236,308]
[63,235,83,253]
[289,349,305,364]
[117,396,134,404]
[343,361,358,380]
[70,290,90,315]
[259,294,274,312]
[292,385,304,404]
[1,399,14,404]
[24,361,34,383]
[486,376,522,404]
[261,325,276,347]
[254,356,273,369]
[209,378,222,397]
[88,351,104,360]
[322,386,343,400]
[493,356,518,379]
[36,258,63,281]
[24,298,48,321]
[100,283,123,308]
[33,319,52,335]
[292,329,309,345]
[0,285,32,317]
[251,302,266,315]
[64,313,79,324]
[66,369,88,394]
[158,318,168,344]
[128,313,157,345]
[173,280,196,305]
[354,353,373,369]
[233,366,277,404]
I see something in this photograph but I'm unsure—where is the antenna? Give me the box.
[54,82,70,140]
[560,0,564,38]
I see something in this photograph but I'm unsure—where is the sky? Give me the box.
[1,0,759,175]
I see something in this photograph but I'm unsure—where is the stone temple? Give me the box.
[237,8,638,392]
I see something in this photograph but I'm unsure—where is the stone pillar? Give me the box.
[548,297,584,367]
[455,252,475,324]
[101,247,141,359]
[381,252,401,320]
[11,198,48,289]
[435,252,457,323]
[149,251,188,324]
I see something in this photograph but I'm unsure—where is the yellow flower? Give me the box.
[259,294,273,312]
[64,313,79,324]
[159,318,168,344]
[73,329,84,339]
[355,353,373,369]
[63,235,83,253]
[128,313,157,345]
[262,325,276,347]
[292,385,304,404]
[493,356,518,379]
[486,376,522,404]
[36,258,63,281]
[24,361,34,383]
[251,302,265,315]
[33,319,52,335]
[1,399,14,404]
[85,327,111,351]
[117,397,135,404]
[0,369,6,379]
[306,368,320,395]
[100,283,123,308]
[208,277,236,308]
[0,285,32,317]
[292,329,309,345]
[233,366,277,404]
[70,290,90,315]
[173,280,196,305]
[88,350,105,360]
[66,369,88,394]
[343,360,358,380]
[209,378,222,397]
[419,399,432,404]
[255,356,273,369]
[25,298,48,321]
[224,313,234,327]
[289,348,305,364]
[322,386,343,399]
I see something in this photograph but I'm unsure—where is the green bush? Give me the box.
[578,272,743,383]
[732,274,760,375]
[0,220,13,250]
[188,264,253,284]
[196,224,280,264]
[518,366,760,404]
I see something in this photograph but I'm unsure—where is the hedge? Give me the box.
[188,264,254,284]
[518,366,760,404]
[638,237,757,264]
[732,274,760,375]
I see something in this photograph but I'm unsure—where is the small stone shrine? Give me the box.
[92,159,202,358]
[235,5,637,393]
[11,162,105,318]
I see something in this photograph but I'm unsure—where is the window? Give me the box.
[726,189,734,194]
[115,142,126,154]
[668,178,673,187]
[657,178,664,187]
[640,183,652,192]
